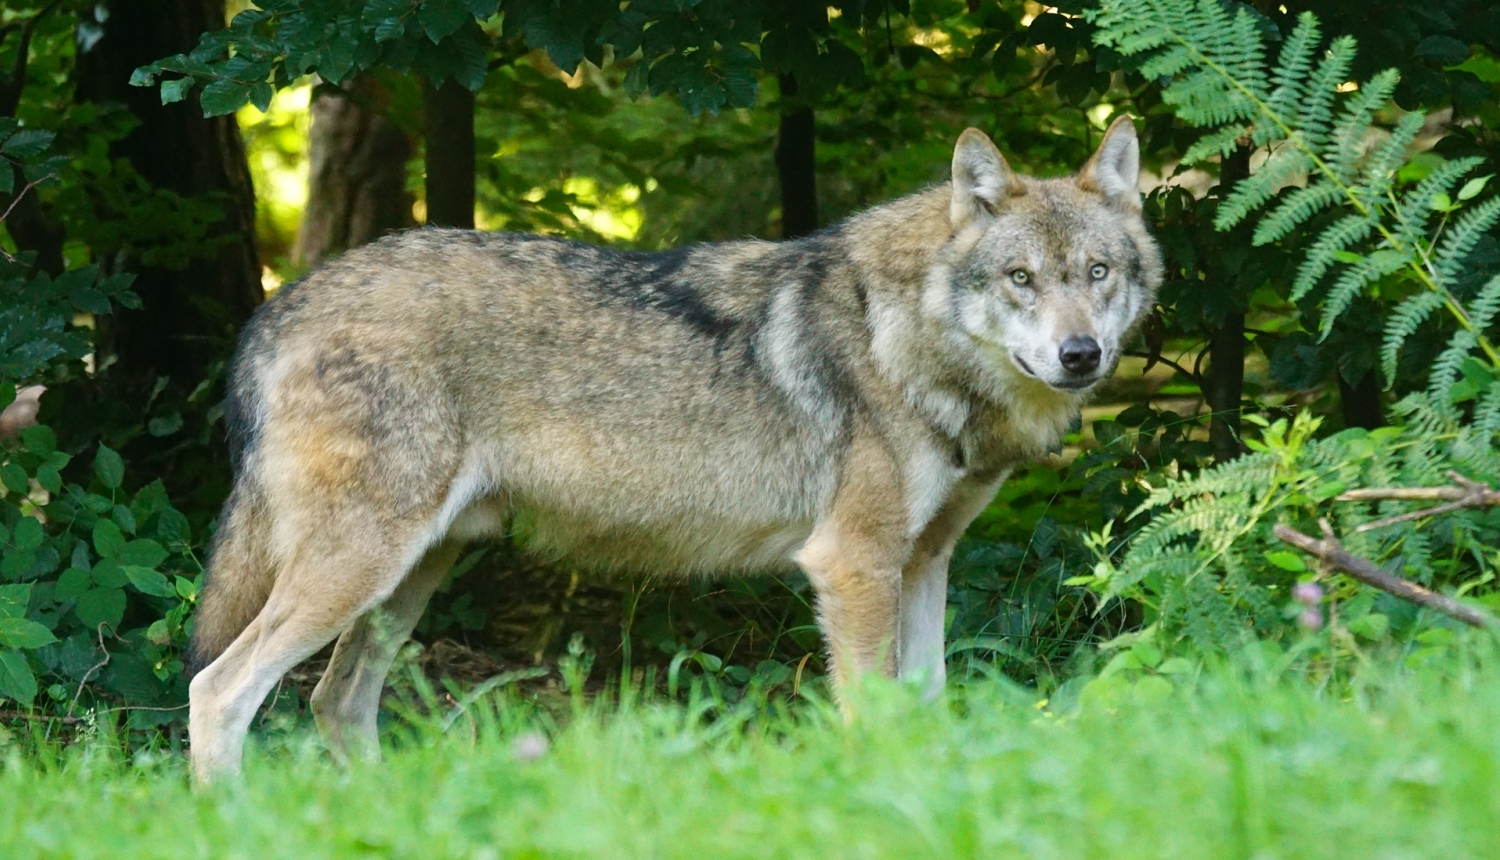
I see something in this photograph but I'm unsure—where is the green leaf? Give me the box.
[34,464,61,494]
[0,129,55,159]
[418,0,469,43]
[198,80,253,117]
[146,412,183,437]
[75,587,125,632]
[12,517,42,551]
[1,550,37,580]
[0,650,37,706]
[94,444,124,490]
[93,520,126,559]
[0,584,31,619]
[124,566,176,598]
[0,463,28,494]
[0,618,57,649]
[90,559,128,589]
[118,539,167,569]
[17,425,55,454]
[1457,175,1493,202]
[54,568,92,601]
[175,576,199,600]
[1264,550,1308,572]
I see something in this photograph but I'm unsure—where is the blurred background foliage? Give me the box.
[1,0,1498,744]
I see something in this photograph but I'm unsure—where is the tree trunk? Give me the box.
[75,0,262,385]
[774,74,818,240]
[1205,145,1253,462]
[422,79,475,229]
[294,77,415,269]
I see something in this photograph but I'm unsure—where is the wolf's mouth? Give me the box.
[1011,353,1037,377]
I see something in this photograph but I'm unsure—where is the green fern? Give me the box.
[1091,0,1500,379]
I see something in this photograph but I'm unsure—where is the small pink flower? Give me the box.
[1293,582,1324,607]
[1298,607,1324,632]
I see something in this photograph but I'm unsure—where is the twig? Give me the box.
[0,709,83,724]
[66,623,113,721]
[1338,470,1500,533]
[1273,519,1498,630]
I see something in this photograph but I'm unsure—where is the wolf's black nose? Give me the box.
[1059,336,1101,374]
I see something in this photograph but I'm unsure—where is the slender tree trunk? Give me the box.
[1205,145,1253,462]
[422,79,475,229]
[75,0,262,385]
[774,74,818,240]
[0,3,65,277]
[295,77,414,268]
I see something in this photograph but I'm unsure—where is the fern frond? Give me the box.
[1468,274,1500,334]
[1215,149,1313,230]
[1319,248,1409,338]
[1428,329,1480,398]
[1182,125,1252,164]
[1259,13,1321,139]
[1391,156,1486,249]
[1380,291,1446,383]
[1352,112,1426,204]
[1253,180,1342,245]
[1290,36,1357,151]
[1474,382,1500,440]
[1325,69,1401,183]
[1433,197,1500,286]
[1291,211,1378,299]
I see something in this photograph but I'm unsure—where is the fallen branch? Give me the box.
[1273,520,1498,631]
[1339,470,1500,533]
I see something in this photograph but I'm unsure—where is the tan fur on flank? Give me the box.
[188,117,1161,781]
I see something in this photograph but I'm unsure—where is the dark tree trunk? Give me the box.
[294,77,415,269]
[0,3,70,279]
[774,74,818,240]
[1338,371,1384,430]
[75,0,262,385]
[422,79,475,229]
[1205,145,1253,462]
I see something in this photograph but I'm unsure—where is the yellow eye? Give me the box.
[1010,270,1031,286]
[1090,263,1109,280]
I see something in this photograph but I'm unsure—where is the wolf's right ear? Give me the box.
[951,128,1025,229]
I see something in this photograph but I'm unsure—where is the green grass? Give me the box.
[3,658,1499,859]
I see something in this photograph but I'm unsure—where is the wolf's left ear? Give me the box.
[951,128,1025,228]
[1078,116,1141,210]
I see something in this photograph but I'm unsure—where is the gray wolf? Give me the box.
[187,117,1161,780]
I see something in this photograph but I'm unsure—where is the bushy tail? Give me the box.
[186,482,275,677]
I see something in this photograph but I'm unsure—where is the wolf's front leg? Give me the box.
[898,468,1011,700]
[794,437,911,708]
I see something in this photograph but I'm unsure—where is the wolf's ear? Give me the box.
[1078,116,1141,209]
[951,128,1025,228]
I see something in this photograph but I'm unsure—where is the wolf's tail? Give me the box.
[186,478,275,678]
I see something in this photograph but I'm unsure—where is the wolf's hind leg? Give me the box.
[310,539,463,763]
[188,532,431,782]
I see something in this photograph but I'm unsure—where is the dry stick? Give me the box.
[1272,520,1499,630]
[1339,470,1500,533]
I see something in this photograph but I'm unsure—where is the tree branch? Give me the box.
[0,0,65,117]
[1272,520,1498,631]
[1338,470,1500,533]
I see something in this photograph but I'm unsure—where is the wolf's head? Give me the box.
[941,117,1162,394]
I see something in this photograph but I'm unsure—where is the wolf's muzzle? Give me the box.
[1058,336,1101,375]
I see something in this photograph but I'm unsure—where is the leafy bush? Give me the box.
[1077,0,1500,671]
[0,127,199,725]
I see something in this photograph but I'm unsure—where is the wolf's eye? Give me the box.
[1010,270,1031,286]
[1090,263,1109,280]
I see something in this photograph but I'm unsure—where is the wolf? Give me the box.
[186,116,1161,780]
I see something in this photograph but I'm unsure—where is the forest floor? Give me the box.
[1,656,1497,859]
